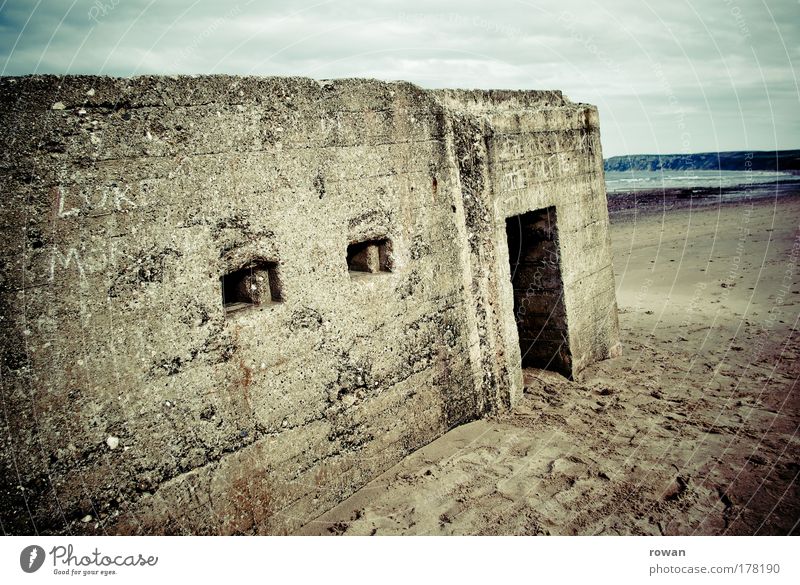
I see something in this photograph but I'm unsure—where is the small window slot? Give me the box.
[221,261,282,314]
[347,239,391,275]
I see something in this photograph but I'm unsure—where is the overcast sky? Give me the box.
[1,0,797,156]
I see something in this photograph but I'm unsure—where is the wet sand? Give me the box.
[607,180,800,216]
[297,191,800,535]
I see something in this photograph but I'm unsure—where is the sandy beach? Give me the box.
[298,190,800,536]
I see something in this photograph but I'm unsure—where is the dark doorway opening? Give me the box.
[505,207,572,377]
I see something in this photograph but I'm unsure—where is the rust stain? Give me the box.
[315,465,327,487]
[50,185,62,220]
[230,325,253,405]
[238,355,252,403]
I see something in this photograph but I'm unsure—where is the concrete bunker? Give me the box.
[505,207,571,377]
[0,76,620,535]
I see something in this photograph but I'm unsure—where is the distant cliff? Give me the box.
[604,150,800,172]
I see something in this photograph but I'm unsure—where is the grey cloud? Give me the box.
[0,0,797,156]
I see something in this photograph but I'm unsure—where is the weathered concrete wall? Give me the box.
[434,89,621,402]
[0,76,619,535]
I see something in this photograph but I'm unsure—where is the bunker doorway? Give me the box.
[505,207,572,377]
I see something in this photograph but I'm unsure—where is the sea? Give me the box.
[604,169,800,194]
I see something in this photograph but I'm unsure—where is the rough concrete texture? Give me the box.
[0,75,620,535]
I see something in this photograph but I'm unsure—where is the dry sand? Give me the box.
[297,192,800,536]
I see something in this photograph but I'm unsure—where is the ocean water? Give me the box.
[604,170,800,193]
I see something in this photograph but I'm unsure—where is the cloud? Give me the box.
[0,0,797,155]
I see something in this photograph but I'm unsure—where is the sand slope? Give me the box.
[297,194,800,535]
